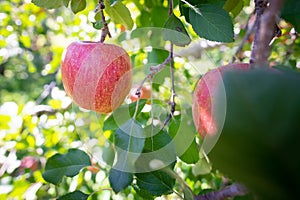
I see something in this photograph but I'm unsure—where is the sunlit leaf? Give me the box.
[163,13,191,46]
[189,4,234,42]
[71,0,86,14]
[42,149,91,185]
[32,0,63,9]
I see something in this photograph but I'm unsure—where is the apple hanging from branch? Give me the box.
[61,41,132,113]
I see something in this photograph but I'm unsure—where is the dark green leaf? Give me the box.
[42,149,91,185]
[105,1,134,30]
[169,110,199,164]
[189,4,234,42]
[135,166,176,196]
[103,99,147,131]
[110,0,118,5]
[281,0,300,32]
[133,184,155,199]
[108,168,133,193]
[32,0,63,9]
[57,191,89,200]
[163,13,191,46]
[71,0,86,14]
[62,0,70,7]
[112,119,145,173]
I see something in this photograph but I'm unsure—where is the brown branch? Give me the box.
[95,0,111,43]
[249,0,268,64]
[250,0,284,66]
[255,0,284,66]
[195,183,249,200]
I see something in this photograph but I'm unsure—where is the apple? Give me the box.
[129,85,151,102]
[61,41,132,113]
[192,63,250,138]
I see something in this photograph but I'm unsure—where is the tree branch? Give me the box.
[195,183,248,200]
[95,0,111,43]
[250,0,284,66]
[255,0,284,66]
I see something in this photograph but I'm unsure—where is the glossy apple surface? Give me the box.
[61,41,132,113]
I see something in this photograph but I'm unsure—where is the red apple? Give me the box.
[61,41,132,113]
[129,85,151,102]
[192,63,250,138]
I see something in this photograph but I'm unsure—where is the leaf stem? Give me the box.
[95,0,111,43]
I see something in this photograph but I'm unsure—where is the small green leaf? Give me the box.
[42,149,91,185]
[92,21,103,30]
[105,1,134,30]
[32,0,63,9]
[62,0,70,7]
[163,13,191,46]
[108,168,133,193]
[103,100,147,131]
[189,4,234,42]
[58,191,89,200]
[133,184,155,199]
[71,0,86,14]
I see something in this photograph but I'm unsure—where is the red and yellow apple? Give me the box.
[61,41,132,113]
[192,63,250,137]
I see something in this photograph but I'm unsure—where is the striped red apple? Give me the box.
[61,41,132,113]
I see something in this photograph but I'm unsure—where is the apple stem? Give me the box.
[250,0,284,67]
[95,0,112,43]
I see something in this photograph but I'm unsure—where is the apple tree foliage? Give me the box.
[0,0,300,199]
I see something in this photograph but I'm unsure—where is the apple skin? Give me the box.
[61,41,132,113]
[192,63,250,138]
[129,85,151,102]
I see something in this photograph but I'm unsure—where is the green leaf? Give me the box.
[103,99,147,131]
[32,0,63,9]
[108,168,133,193]
[189,4,234,42]
[135,166,176,196]
[112,119,145,174]
[62,0,70,7]
[163,13,191,46]
[169,110,199,164]
[183,187,194,200]
[70,0,86,14]
[42,149,91,185]
[133,184,155,199]
[281,0,300,32]
[105,1,134,30]
[58,191,89,200]
[223,0,244,17]
[92,21,103,30]
[110,0,118,5]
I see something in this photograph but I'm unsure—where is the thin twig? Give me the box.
[135,56,172,97]
[195,183,248,200]
[163,43,177,126]
[95,0,111,43]
[231,11,255,63]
